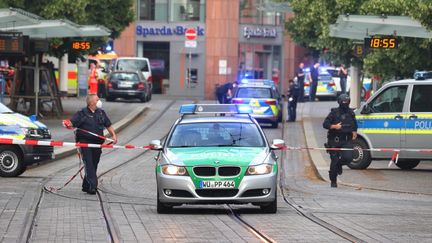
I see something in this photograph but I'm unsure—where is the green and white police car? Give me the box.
[150,104,285,213]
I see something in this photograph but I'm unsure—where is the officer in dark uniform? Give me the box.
[63,94,117,194]
[322,94,357,187]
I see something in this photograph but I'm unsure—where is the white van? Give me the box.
[351,78,432,170]
[110,57,153,99]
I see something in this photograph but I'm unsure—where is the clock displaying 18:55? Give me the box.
[364,37,398,49]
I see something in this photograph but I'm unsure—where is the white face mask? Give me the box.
[96,100,103,109]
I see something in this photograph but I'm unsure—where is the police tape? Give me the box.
[275,145,432,153]
[0,138,154,149]
[1,137,432,153]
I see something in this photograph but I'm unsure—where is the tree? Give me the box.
[1,0,135,58]
[284,0,432,80]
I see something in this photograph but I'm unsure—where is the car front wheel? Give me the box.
[348,139,372,170]
[0,146,25,177]
[156,192,173,214]
[395,159,420,170]
[260,194,277,214]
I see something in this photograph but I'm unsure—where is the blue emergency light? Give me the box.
[179,104,253,115]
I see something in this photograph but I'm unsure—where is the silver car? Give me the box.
[351,78,432,170]
[150,104,284,213]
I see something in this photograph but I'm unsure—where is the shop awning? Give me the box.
[0,19,111,38]
[0,8,42,28]
[330,15,432,40]
[0,8,111,38]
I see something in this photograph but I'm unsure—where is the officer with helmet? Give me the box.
[323,94,358,187]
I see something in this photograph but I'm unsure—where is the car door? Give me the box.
[358,85,408,158]
[403,84,432,159]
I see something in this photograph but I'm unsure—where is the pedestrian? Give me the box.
[338,64,348,94]
[295,62,305,102]
[216,81,237,104]
[89,63,98,94]
[322,94,357,188]
[286,79,300,122]
[62,94,117,194]
[308,62,320,101]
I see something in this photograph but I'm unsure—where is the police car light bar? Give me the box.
[179,104,252,114]
[240,79,275,86]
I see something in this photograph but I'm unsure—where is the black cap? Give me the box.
[337,94,350,105]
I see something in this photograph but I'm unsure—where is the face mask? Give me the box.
[340,103,349,109]
[96,100,103,109]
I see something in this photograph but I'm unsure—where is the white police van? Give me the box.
[351,76,432,170]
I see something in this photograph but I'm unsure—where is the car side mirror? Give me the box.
[29,114,37,122]
[150,140,163,150]
[361,104,372,114]
[270,139,285,150]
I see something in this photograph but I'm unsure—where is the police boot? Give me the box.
[337,163,343,175]
[331,181,337,188]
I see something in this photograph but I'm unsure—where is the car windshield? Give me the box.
[116,59,149,72]
[236,87,272,98]
[110,73,140,82]
[0,103,13,113]
[168,122,266,148]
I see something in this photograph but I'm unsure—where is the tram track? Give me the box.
[23,100,177,243]
[279,106,366,243]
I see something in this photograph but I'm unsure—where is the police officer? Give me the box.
[322,94,357,187]
[216,81,237,104]
[287,79,300,122]
[63,94,117,194]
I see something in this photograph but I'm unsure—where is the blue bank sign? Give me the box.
[136,25,205,38]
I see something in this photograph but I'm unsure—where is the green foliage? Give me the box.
[285,0,432,80]
[1,0,134,58]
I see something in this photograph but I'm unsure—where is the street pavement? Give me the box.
[0,97,431,242]
[301,101,432,195]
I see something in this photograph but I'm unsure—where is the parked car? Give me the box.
[110,57,153,100]
[105,71,151,102]
[232,80,282,128]
[0,103,53,177]
[352,77,432,170]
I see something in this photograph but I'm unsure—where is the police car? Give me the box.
[351,78,432,170]
[0,103,53,177]
[150,104,284,213]
[231,79,282,128]
[302,68,337,99]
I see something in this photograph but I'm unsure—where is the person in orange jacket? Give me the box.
[89,63,98,94]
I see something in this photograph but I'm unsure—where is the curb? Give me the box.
[54,106,149,160]
[300,103,329,182]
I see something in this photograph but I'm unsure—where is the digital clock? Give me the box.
[71,41,91,50]
[365,37,398,49]
[0,32,24,54]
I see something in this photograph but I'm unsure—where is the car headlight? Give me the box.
[246,164,272,175]
[161,165,188,176]
[21,128,42,138]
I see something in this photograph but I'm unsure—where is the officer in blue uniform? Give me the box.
[323,94,357,187]
[63,94,117,194]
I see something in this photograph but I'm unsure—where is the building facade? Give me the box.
[114,0,304,99]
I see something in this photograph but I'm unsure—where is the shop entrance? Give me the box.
[143,42,170,94]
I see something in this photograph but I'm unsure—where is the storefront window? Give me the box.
[240,0,283,25]
[139,0,168,21]
[170,0,205,22]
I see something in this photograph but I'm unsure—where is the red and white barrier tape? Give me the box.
[1,137,431,153]
[276,145,432,153]
[0,138,153,149]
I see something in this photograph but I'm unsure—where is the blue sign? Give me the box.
[136,25,205,37]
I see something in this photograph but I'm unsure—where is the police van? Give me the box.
[0,103,53,177]
[351,77,432,170]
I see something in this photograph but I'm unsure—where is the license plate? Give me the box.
[118,82,133,88]
[199,180,235,189]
